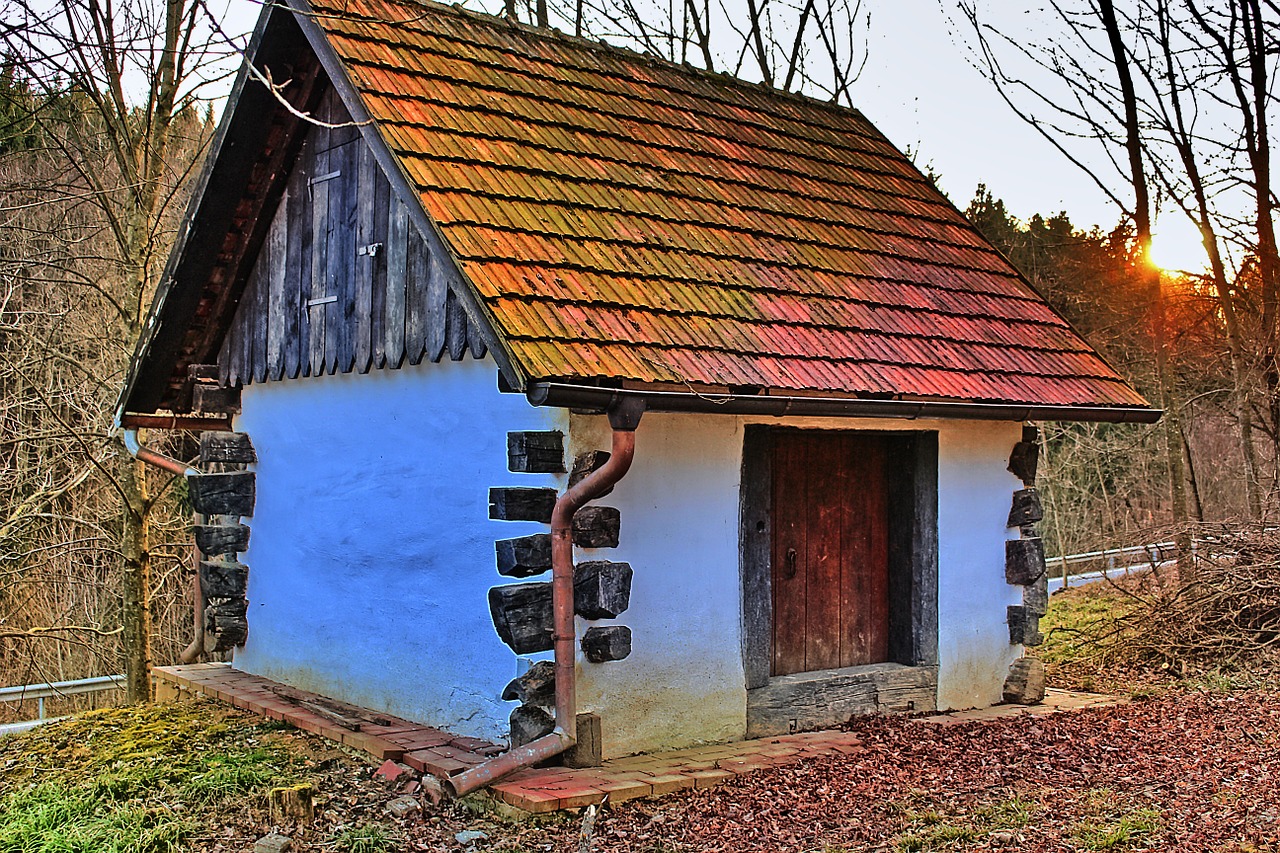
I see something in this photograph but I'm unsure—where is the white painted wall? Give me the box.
[569,414,749,759]
[233,364,1022,752]
[934,420,1026,710]
[232,358,567,743]
[572,413,1023,758]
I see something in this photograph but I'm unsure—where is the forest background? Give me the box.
[0,0,1274,713]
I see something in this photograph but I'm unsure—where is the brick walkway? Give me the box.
[154,664,1121,814]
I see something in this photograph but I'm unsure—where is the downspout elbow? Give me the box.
[119,427,199,477]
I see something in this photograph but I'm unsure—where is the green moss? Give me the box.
[0,701,304,853]
[1072,807,1160,849]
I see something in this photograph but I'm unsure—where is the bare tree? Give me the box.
[0,0,230,702]
[959,0,1278,529]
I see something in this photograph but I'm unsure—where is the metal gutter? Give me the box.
[526,382,1163,424]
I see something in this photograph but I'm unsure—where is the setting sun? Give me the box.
[1149,218,1210,274]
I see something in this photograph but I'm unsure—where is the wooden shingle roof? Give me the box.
[118,0,1156,419]
[306,0,1148,409]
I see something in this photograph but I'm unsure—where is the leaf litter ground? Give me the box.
[4,688,1278,852]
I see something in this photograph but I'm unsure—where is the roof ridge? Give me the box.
[322,0,888,130]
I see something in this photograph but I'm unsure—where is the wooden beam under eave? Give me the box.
[118,413,234,431]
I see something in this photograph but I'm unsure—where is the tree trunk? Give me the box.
[120,457,153,703]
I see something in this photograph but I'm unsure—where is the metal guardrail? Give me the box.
[1047,540,1190,591]
[0,674,126,735]
[1049,541,1178,572]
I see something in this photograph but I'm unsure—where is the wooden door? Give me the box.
[771,430,890,676]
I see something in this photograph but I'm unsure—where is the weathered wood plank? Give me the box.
[405,227,430,365]
[217,330,232,387]
[573,506,620,548]
[285,148,309,380]
[446,288,468,361]
[488,487,556,522]
[488,582,553,654]
[1007,605,1044,646]
[204,597,248,652]
[228,307,242,387]
[187,471,256,517]
[370,163,390,369]
[425,231,448,362]
[328,138,356,375]
[840,434,890,669]
[252,231,270,384]
[1008,425,1040,485]
[581,626,631,663]
[199,431,256,464]
[238,268,253,385]
[354,141,376,373]
[495,533,551,578]
[384,195,408,368]
[746,663,937,738]
[193,384,241,415]
[266,186,288,381]
[1005,538,1046,585]
[740,426,773,691]
[806,431,841,672]
[199,559,248,600]
[1024,572,1049,616]
[194,523,251,556]
[468,315,487,359]
[562,713,602,768]
[573,560,632,619]
[507,431,565,473]
[308,138,330,376]
[1007,488,1044,527]
[771,430,808,676]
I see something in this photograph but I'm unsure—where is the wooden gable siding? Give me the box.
[218,87,486,387]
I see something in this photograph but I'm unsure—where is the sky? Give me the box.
[213,0,1210,273]
[846,0,1207,273]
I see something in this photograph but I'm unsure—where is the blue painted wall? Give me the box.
[232,358,566,742]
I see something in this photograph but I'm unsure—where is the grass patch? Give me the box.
[1072,807,1160,850]
[329,823,400,853]
[0,701,304,853]
[1035,584,1134,692]
[892,796,1033,851]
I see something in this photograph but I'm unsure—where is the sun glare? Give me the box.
[1148,220,1209,275]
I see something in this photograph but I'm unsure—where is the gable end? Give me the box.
[218,87,487,387]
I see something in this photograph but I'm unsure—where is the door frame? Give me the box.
[739,425,939,736]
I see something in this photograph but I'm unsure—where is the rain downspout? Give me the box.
[446,397,645,798]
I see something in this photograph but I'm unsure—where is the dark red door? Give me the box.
[771,430,890,676]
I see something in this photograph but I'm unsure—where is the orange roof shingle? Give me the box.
[309,0,1150,409]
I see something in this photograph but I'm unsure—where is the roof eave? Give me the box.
[116,2,321,419]
[525,381,1163,424]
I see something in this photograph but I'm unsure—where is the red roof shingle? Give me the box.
[308,0,1149,409]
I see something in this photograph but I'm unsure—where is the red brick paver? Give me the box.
[155,666,1119,814]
